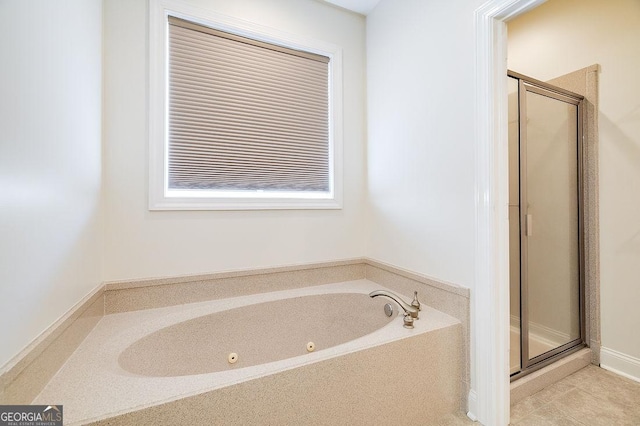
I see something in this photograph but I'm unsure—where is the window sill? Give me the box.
[148,196,342,211]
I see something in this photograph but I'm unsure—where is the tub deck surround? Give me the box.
[0,286,104,405]
[104,260,366,314]
[0,258,471,422]
[364,260,471,412]
[33,280,462,425]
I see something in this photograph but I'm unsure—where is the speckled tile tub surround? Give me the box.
[102,258,472,413]
[104,260,366,314]
[34,280,462,425]
[85,325,461,426]
[0,286,104,405]
[364,260,471,412]
[1,258,471,423]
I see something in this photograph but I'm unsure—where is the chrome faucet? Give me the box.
[369,290,420,329]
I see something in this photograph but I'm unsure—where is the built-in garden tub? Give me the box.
[34,280,462,425]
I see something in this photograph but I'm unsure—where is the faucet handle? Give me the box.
[403,313,414,329]
[411,291,421,311]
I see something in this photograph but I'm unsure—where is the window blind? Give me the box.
[167,17,331,193]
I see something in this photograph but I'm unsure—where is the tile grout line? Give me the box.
[511,382,578,423]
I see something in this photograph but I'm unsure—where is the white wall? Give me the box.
[366,0,483,289]
[103,0,367,281]
[0,0,103,367]
[508,0,640,377]
[366,0,485,413]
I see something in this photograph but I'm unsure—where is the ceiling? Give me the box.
[323,0,382,15]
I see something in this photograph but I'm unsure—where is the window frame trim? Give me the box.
[148,0,343,210]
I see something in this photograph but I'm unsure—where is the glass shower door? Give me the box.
[509,71,585,378]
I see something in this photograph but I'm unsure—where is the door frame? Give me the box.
[471,0,547,424]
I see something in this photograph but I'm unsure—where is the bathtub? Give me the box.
[34,280,462,425]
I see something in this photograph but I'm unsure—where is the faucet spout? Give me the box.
[369,290,419,319]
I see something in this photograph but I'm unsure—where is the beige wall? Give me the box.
[103,0,367,281]
[508,0,640,376]
[0,0,104,367]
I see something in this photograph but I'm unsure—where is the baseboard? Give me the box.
[600,346,640,383]
[466,389,478,421]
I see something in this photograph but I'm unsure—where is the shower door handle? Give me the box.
[526,214,533,236]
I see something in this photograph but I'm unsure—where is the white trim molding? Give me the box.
[600,347,640,383]
[472,0,546,424]
[466,390,478,422]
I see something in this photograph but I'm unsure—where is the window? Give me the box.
[149,1,343,210]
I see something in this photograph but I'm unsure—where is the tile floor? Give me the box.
[436,365,640,425]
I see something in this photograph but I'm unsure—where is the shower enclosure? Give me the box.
[508,71,586,380]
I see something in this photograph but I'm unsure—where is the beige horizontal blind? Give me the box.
[168,17,330,193]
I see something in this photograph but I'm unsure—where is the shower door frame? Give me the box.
[508,70,586,381]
